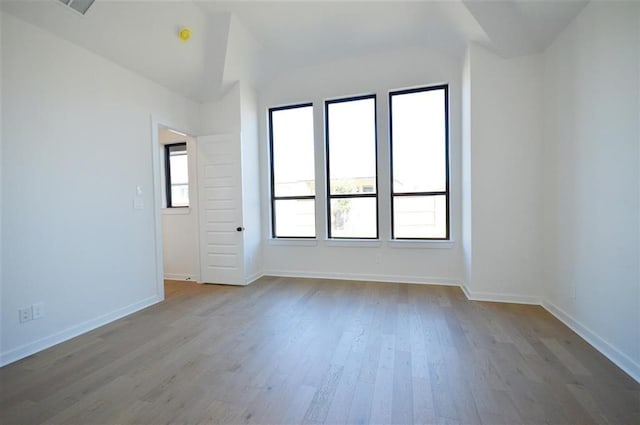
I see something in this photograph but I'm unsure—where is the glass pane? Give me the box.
[327,97,376,195]
[171,184,189,207]
[169,153,189,185]
[391,88,446,193]
[274,199,316,237]
[393,195,447,239]
[330,197,377,238]
[271,106,315,197]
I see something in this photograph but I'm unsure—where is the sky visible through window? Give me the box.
[392,90,446,193]
[328,98,376,194]
[272,106,315,197]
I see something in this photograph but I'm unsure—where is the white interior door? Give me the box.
[197,134,245,285]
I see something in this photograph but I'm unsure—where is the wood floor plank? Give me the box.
[0,277,637,425]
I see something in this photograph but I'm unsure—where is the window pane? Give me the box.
[330,197,377,238]
[271,106,315,197]
[166,143,189,208]
[169,153,189,185]
[327,97,376,195]
[274,199,316,237]
[391,89,446,193]
[171,184,189,207]
[393,195,447,239]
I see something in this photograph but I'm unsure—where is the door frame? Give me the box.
[150,116,200,300]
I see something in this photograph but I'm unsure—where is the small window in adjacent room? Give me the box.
[390,85,449,239]
[165,143,189,208]
[269,103,316,238]
[326,95,378,239]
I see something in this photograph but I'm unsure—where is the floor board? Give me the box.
[1,277,638,425]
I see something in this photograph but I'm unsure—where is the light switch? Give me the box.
[136,185,143,196]
[134,198,144,210]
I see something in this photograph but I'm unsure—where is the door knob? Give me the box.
[236,227,244,232]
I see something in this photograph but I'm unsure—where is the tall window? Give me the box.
[269,104,316,238]
[390,85,449,239]
[326,95,378,239]
[165,143,189,208]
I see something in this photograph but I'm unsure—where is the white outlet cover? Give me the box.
[19,308,32,323]
[32,303,44,320]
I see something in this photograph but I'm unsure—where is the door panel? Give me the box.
[197,134,245,285]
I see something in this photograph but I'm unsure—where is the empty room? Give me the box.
[0,0,638,424]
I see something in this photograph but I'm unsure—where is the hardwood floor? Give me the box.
[1,277,638,425]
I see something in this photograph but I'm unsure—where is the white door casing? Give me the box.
[197,134,245,285]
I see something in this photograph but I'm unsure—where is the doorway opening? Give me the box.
[155,124,200,289]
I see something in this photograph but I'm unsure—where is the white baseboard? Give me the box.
[462,285,541,305]
[264,269,461,287]
[164,273,198,282]
[0,294,162,367]
[461,284,472,299]
[245,272,264,285]
[461,286,638,383]
[542,299,640,383]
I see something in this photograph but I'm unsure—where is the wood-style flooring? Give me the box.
[0,277,638,425]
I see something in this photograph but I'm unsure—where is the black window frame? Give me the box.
[325,94,379,240]
[389,84,450,240]
[164,142,189,208]
[268,102,316,239]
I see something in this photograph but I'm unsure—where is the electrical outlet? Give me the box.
[19,308,32,323]
[32,303,44,320]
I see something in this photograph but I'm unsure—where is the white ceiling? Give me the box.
[0,0,589,103]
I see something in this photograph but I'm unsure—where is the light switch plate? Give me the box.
[32,303,44,320]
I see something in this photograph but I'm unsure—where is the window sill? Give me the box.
[325,239,382,248]
[266,238,454,249]
[161,207,191,215]
[387,240,454,249]
[268,238,318,247]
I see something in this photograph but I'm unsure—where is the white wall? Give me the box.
[240,83,263,283]
[464,45,544,302]
[542,2,640,379]
[159,128,199,281]
[201,84,241,136]
[0,14,200,365]
[461,48,472,291]
[223,15,263,88]
[259,47,464,285]
[0,12,4,357]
